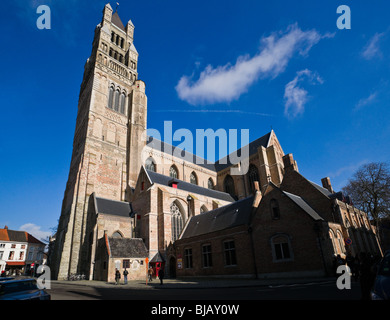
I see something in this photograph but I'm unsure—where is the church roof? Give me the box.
[145,169,235,203]
[214,131,272,172]
[179,196,255,240]
[146,136,216,171]
[147,131,272,173]
[108,238,148,258]
[111,11,126,32]
[94,194,134,218]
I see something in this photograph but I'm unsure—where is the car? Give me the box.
[0,277,15,282]
[371,251,390,300]
[0,278,50,300]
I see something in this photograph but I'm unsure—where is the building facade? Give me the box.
[0,226,46,276]
[51,4,382,281]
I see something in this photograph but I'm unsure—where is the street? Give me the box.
[48,279,362,300]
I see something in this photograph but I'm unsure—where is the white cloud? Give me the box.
[283,69,323,118]
[19,223,52,242]
[354,91,378,111]
[176,23,333,105]
[362,33,385,60]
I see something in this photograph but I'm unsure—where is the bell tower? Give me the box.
[51,4,147,280]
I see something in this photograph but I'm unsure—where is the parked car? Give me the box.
[371,251,390,300]
[0,278,50,300]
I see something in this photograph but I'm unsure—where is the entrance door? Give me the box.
[169,257,176,278]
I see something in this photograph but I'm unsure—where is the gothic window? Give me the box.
[108,86,114,109]
[145,157,156,172]
[223,175,236,199]
[270,199,280,220]
[190,172,198,185]
[208,178,214,190]
[247,164,260,194]
[120,38,124,49]
[337,231,346,254]
[329,230,337,255]
[171,201,184,242]
[200,205,208,214]
[120,92,126,114]
[169,165,178,179]
[114,89,120,112]
[111,32,115,43]
[271,234,293,262]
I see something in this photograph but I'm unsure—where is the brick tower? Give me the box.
[51,4,147,280]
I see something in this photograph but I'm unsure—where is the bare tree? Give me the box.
[342,162,390,243]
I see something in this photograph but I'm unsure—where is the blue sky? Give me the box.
[0,0,389,240]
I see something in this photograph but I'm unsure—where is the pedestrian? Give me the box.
[123,268,128,285]
[158,268,164,285]
[359,253,375,300]
[115,268,121,285]
[148,266,154,282]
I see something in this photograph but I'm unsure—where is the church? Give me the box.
[50,4,382,282]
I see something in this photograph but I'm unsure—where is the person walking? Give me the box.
[115,268,121,285]
[123,268,128,285]
[148,266,154,282]
[158,268,164,285]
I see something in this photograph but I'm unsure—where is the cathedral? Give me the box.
[50,4,382,282]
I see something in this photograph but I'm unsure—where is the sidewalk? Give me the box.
[52,276,338,290]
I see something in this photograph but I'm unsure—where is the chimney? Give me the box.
[321,177,334,193]
[282,154,298,172]
[4,225,8,229]
[252,181,262,209]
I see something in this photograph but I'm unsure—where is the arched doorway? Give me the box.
[169,256,176,279]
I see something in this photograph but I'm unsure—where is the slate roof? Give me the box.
[145,169,235,203]
[94,194,134,218]
[111,11,126,32]
[282,191,324,221]
[150,251,165,263]
[146,136,216,171]
[307,180,332,197]
[180,196,255,239]
[108,238,148,258]
[146,131,272,173]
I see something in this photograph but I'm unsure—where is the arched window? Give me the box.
[112,231,123,238]
[108,86,114,109]
[208,178,214,190]
[329,230,337,255]
[271,234,293,261]
[169,165,178,179]
[145,157,156,172]
[223,175,236,199]
[171,201,184,242]
[247,164,260,194]
[114,89,120,112]
[120,92,126,114]
[337,231,346,254]
[190,172,198,185]
[270,199,280,220]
